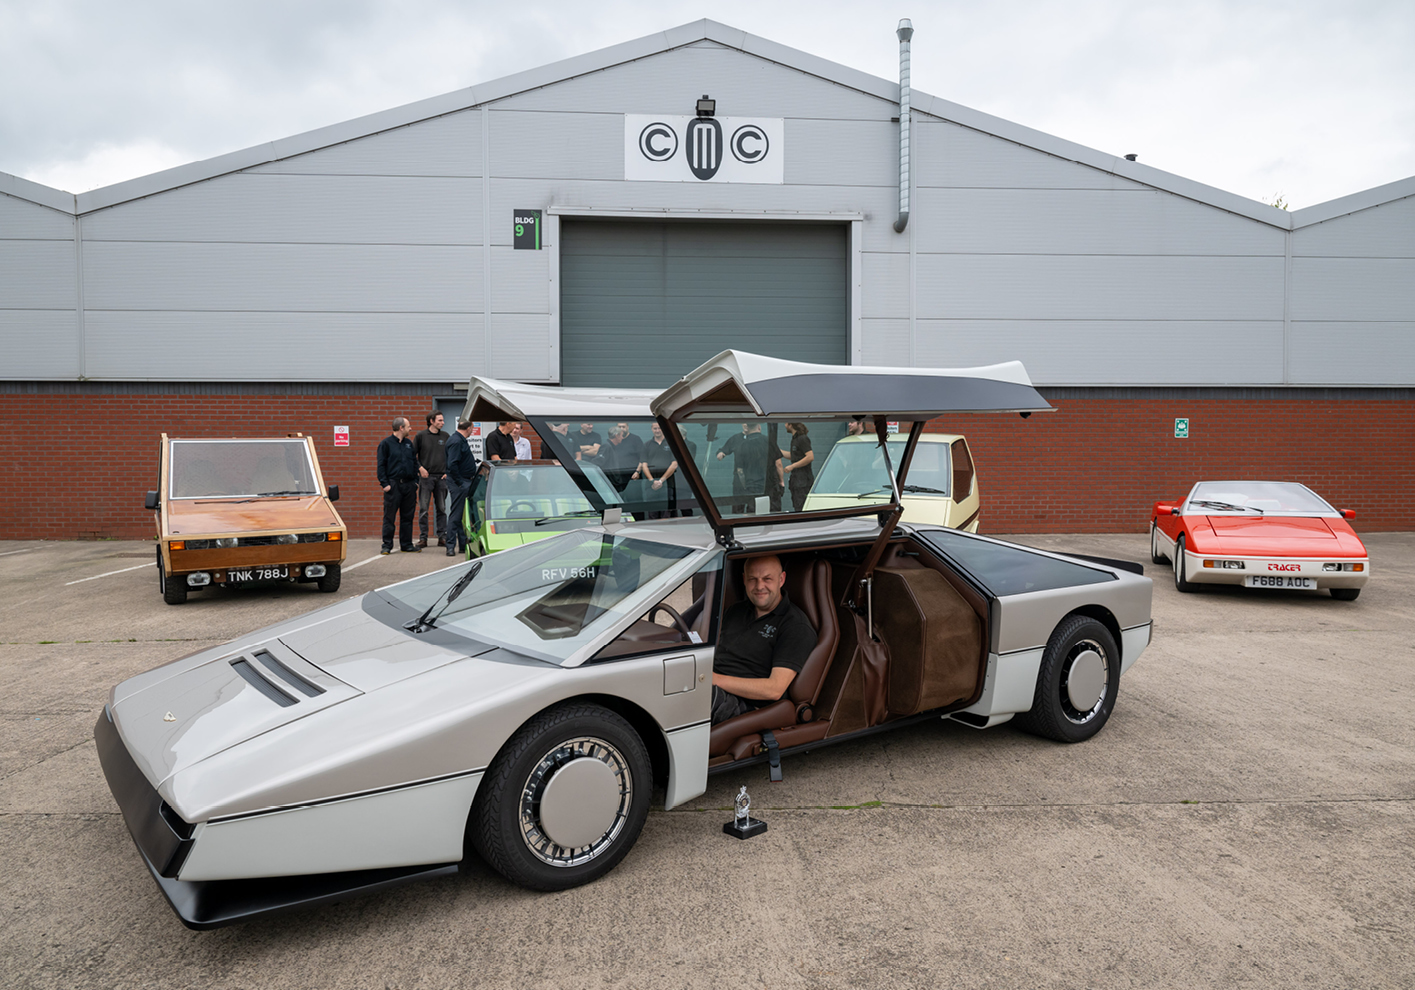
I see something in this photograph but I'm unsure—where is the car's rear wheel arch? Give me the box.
[1066,604,1122,666]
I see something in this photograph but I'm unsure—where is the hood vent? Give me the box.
[252,648,325,697]
[229,650,327,707]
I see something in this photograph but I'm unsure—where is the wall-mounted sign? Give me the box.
[470,424,484,463]
[625,115,784,184]
[886,422,900,434]
[513,210,542,250]
[1174,418,1190,439]
[333,425,349,447]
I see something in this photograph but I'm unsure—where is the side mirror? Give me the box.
[1342,508,1355,520]
[1154,504,1175,516]
[144,491,159,511]
[327,485,340,502]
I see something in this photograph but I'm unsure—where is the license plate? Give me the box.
[228,566,290,583]
[1245,575,1314,590]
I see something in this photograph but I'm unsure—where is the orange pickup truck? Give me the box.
[146,434,347,605]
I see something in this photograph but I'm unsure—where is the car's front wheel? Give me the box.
[1330,587,1361,601]
[1150,523,1168,564]
[471,703,651,891]
[316,563,341,593]
[158,547,187,605]
[1174,535,1196,593]
[1013,614,1121,743]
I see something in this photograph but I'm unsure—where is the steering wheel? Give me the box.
[648,603,692,639]
[505,499,540,516]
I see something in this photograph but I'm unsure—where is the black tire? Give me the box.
[160,566,187,605]
[1013,614,1121,743]
[316,563,341,593]
[1174,535,1196,593]
[1330,587,1360,601]
[1150,523,1168,564]
[471,703,651,892]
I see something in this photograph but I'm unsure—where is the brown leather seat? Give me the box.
[709,558,839,759]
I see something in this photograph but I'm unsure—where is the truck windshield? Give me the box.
[169,440,318,498]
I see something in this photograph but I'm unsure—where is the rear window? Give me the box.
[169,440,318,498]
[920,529,1114,597]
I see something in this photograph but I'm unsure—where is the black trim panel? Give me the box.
[94,708,193,878]
[746,374,1054,417]
[1061,553,1145,575]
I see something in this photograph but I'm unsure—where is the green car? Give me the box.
[465,460,605,556]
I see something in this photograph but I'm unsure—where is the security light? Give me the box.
[696,95,715,117]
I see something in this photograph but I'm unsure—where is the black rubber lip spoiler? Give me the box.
[94,707,457,930]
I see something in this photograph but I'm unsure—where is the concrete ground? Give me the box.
[1,532,1411,989]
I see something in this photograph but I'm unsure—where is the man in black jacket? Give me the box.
[444,418,479,558]
[376,417,422,555]
[413,411,449,548]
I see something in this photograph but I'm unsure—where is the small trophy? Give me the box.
[723,784,767,840]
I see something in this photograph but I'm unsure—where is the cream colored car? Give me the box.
[802,433,980,531]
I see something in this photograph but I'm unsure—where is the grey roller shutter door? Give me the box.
[560,220,848,388]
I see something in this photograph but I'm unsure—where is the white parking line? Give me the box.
[65,562,153,586]
[0,547,37,557]
[343,554,386,573]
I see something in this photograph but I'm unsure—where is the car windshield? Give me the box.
[811,436,950,497]
[380,531,698,664]
[485,463,596,527]
[1186,482,1337,516]
[169,440,319,498]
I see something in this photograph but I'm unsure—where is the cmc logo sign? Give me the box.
[625,115,783,184]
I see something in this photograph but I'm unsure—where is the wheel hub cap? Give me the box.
[538,757,621,849]
[1065,649,1106,713]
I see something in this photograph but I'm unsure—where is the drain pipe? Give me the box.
[893,18,913,234]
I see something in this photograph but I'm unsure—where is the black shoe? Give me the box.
[380,547,392,555]
[445,548,457,557]
[402,545,421,553]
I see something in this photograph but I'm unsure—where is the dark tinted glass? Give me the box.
[920,529,1114,597]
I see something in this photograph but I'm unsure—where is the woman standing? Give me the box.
[781,422,815,512]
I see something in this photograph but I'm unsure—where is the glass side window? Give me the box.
[532,418,696,520]
[1185,481,1336,516]
[482,464,597,534]
[381,531,698,664]
[592,553,723,662]
[920,529,1114,597]
[169,440,318,498]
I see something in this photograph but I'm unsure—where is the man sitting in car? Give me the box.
[711,555,816,723]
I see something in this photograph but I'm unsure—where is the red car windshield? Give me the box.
[1186,482,1336,516]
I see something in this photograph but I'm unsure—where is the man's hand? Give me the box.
[419,466,428,478]
[382,484,391,492]
[712,667,796,702]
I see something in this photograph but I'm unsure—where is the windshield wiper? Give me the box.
[854,487,891,499]
[405,560,483,634]
[1190,499,1263,514]
[535,510,600,526]
[902,484,947,495]
[255,490,313,497]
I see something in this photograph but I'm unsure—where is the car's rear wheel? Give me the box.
[1174,535,1196,593]
[1330,588,1361,601]
[1150,523,1168,564]
[1013,614,1120,743]
[471,703,650,892]
[316,563,341,593]
[158,547,187,605]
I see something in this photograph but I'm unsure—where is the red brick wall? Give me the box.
[1,393,1408,540]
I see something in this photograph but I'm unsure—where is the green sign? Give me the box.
[513,209,542,250]
[1174,417,1190,439]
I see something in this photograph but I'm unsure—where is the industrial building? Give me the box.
[2,19,1411,539]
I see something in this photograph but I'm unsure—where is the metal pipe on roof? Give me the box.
[893,18,914,234]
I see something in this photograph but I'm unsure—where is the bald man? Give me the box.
[711,554,816,724]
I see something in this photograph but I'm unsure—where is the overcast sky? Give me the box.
[3,0,1411,208]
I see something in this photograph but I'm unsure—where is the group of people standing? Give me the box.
[715,421,823,514]
[544,421,686,519]
[377,413,482,558]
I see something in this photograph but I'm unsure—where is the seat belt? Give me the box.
[761,730,783,782]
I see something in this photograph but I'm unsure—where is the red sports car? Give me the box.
[1151,481,1368,600]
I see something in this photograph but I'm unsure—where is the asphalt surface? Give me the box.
[1,532,1412,989]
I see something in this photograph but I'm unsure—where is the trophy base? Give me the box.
[723,816,768,840]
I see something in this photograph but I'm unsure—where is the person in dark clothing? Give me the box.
[781,422,815,513]
[443,418,479,557]
[413,412,449,547]
[377,417,422,554]
[484,421,516,463]
[641,422,679,519]
[715,423,771,513]
[711,555,816,724]
[573,422,603,463]
[601,421,645,497]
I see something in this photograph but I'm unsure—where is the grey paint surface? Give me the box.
[559,220,849,387]
[3,532,1413,986]
[0,21,1411,387]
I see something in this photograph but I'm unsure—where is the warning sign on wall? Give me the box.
[333,426,350,447]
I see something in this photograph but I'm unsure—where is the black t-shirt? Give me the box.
[413,428,448,474]
[788,433,814,487]
[484,429,516,462]
[602,432,645,473]
[574,430,604,461]
[714,594,815,692]
[642,438,675,475]
[720,431,771,492]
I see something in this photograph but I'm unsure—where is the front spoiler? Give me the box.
[94,708,457,930]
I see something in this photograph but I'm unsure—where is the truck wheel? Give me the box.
[1012,614,1120,744]
[471,703,650,892]
[316,563,341,593]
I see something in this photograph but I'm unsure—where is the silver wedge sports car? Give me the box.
[96,351,1153,929]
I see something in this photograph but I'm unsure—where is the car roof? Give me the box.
[463,379,657,423]
[650,350,1054,420]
